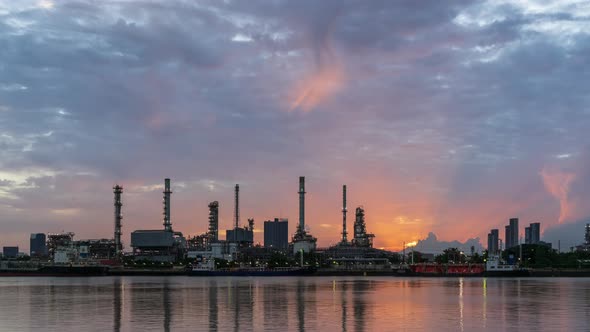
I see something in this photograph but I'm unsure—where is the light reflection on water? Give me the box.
[0,277,589,331]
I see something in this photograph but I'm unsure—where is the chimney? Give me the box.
[298,176,306,233]
[163,178,172,232]
[342,185,347,243]
[113,184,123,259]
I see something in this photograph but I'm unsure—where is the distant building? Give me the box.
[264,218,289,249]
[505,225,511,249]
[487,229,499,254]
[524,222,541,245]
[3,246,18,258]
[226,227,254,244]
[30,233,47,257]
[509,218,519,248]
[576,223,590,252]
[504,218,519,249]
[130,230,185,262]
[530,222,540,244]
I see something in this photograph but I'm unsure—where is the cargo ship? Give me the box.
[407,256,530,277]
[408,263,485,277]
[0,261,109,277]
[188,261,315,277]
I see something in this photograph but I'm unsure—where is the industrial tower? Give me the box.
[291,176,317,253]
[113,184,123,259]
[234,184,239,242]
[351,207,375,248]
[163,178,172,232]
[341,185,348,244]
[208,201,219,243]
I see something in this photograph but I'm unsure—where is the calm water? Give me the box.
[0,276,589,331]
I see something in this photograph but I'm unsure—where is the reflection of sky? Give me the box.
[1,1,590,250]
[0,277,590,330]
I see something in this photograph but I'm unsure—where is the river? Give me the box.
[0,276,588,331]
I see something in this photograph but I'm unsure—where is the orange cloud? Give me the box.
[289,64,345,112]
[540,167,575,223]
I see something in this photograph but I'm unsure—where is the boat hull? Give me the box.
[188,268,314,277]
[0,265,109,277]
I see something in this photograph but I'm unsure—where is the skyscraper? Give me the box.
[505,225,512,249]
[487,229,499,254]
[525,226,531,244]
[30,233,47,257]
[510,218,519,249]
[530,222,540,244]
[264,218,288,249]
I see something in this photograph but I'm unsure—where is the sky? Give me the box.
[1,0,590,253]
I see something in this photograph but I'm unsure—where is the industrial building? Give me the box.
[291,177,317,253]
[2,246,18,258]
[76,239,116,260]
[264,218,289,249]
[30,233,47,257]
[47,232,75,259]
[576,224,590,252]
[318,185,391,270]
[487,229,499,254]
[130,178,186,262]
[225,185,254,247]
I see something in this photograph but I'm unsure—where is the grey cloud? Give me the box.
[0,0,590,251]
[410,232,484,254]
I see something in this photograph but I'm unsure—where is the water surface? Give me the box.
[0,276,589,331]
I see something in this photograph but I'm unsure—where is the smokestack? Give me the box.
[234,184,240,229]
[342,185,347,243]
[113,184,123,259]
[298,176,305,233]
[163,178,172,232]
[234,184,239,242]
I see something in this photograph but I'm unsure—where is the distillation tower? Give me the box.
[113,184,123,259]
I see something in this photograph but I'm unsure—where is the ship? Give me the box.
[484,255,530,277]
[406,255,530,277]
[187,261,315,277]
[408,263,485,277]
[0,261,109,277]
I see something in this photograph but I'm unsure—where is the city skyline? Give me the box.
[1,1,590,251]
[0,176,568,254]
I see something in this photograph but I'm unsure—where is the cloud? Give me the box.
[409,232,484,254]
[540,168,575,223]
[0,0,590,252]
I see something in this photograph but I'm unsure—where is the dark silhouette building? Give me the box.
[264,218,288,249]
[3,246,18,258]
[487,229,499,254]
[505,218,519,249]
[30,233,47,257]
[525,222,541,244]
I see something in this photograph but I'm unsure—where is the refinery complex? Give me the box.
[3,175,590,277]
[1,176,395,274]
